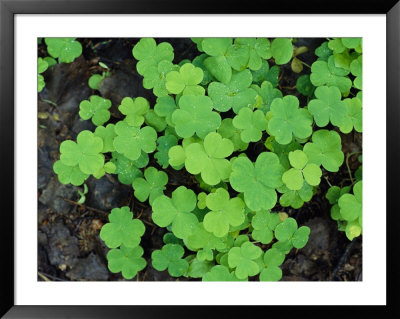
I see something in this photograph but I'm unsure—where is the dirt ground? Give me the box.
[37,38,362,281]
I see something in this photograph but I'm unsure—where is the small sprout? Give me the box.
[79,95,112,126]
[132,38,174,76]
[228,241,262,280]
[271,38,293,65]
[207,69,257,113]
[100,206,145,249]
[172,95,221,139]
[59,130,104,175]
[53,160,89,186]
[77,184,88,204]
[303,129,344,172]
[165,63,204,95]
[132,167,168,205]
[45,37,82,63]
[230,152,284,211]
[203,188,245,237]
[202,265,238,281]
[151,243,189,277]
[113,121,157,161]
[151,186,199,239]
[251,211,281,244]
[118,97,150,127]
[267,95,313,145]
[107,245,146,280]
[232,108,267,143]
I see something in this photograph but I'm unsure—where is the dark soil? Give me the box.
[37,38,362,281]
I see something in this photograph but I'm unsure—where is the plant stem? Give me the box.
[345,151,362,184]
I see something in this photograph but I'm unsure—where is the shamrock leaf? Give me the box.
[185,256,213,278]
[251,211,281,244]
[107,245,146,279]
[266,138,302,170]
[339,98,362,133]
[132,167,168,204]
[151,186,199,239]
[259,248,285,281]
[207,69,257,113]
[192,53,215,85]
[230,152,284,211]
[201,38,233,83]
[113,120,157,161]
[110,151,146,185]
[218,118,248,152]
[278,182,314,209]
[307,86,348,127]
[165,63,205,95]
[251,80,283,114]
[203,188,245,237]
[341,38,362,50]
[282,150,322,190]
[296,74,316,97]
[142,60,179,97]
[132,38,174,76]
[267,95,313,145]
[228,241,262,279]
[45,37,82,63]
[251,61,280,87]
[232,108,267,143]
[310,58,352,95]
[234,38,272,70]
[303,129,344,172]
[100,206,145,248]
[187,222,230,253]
[184,132,234,186]
[154,95,177,127]
[338,181,362,222]
[118,97,150,127]
[59,130,104,175]
[154,134,178,168]
[271,38,293,65]
[53,160,89,186]
[274,217,310,249]
[350,56,362,90]
[94,124,117,153]
[38,58,48,92]
[78,95,111,126]
[144,110,166,132]
[202,265,238,281]
[172,95,221,139]
[151,243,189,277]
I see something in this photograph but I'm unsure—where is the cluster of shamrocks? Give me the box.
[45,37,362,281]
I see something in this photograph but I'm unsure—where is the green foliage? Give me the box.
[45,38,82,63]
[52,37,362,281]
[38,58,48,92]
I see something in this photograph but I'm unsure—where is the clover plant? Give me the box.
[52,37,362,281]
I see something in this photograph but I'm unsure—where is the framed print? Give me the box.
[1,0,399,317]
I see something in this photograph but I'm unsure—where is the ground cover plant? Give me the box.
[38,37,362,282]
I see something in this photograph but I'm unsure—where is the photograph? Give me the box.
[37,37,363,282]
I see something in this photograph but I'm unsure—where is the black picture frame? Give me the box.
[1,0,399,317]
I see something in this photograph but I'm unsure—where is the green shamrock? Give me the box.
[201,38,233,83]
[267,95,313,145]
[142,60,179,97]
[251,211,281,244]
[53,160,89,186]
[184,132,234,186]
[350,55,362,90]
[110,151,146,185]
[278,182,314,209]
[100,206,145,249]
[338,181,362,222]
[192,53,215,85]
[113,120,157,161]
[230,152,284,211]
[187,223,230,254]
[271,38,293,65]
[296,74,316,97]
[151,244,189,277]
[107,245,146,279]
[259,248,285,281]
[251,61,280,87]
[202,265,238,281]
[274,217,310,249]
[232,108,267,143]
[282,150,322,190]
[218,118,248,152]
[132,167,168,204]
[207,69,257,113]
[59,130,104,175]
[266,138,302,170]
[252,80,283,114]
[79,95,112,126]
[228,241,262,279]
[154,95,177,127]
[38,57,48,92]
[234,38,272,70]
[165,63,204,95]
[94,124,117,153]
[203,188,245,237]
[45,37,82,63]
[339,98,362,133]
[118,97,150,127]
[132,38,174,76]
[172,95,221,139]
[151,186,199,239]
[307,86,348,127]
[303,129,344,172]
[154,134,178,168]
